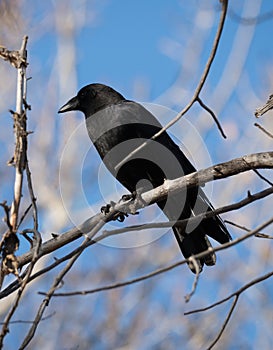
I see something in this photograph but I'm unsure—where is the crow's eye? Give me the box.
[78,88,96,100]
[79,90,87,99]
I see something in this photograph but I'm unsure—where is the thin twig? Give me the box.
[255,94,273,117]
[114,0,229,171]
[0,202,12,234]
[242,156,273,186]
[20,197,125,347]
[185,268,273,316]
[39,260,185,297]
[19,207,116,349]
[17,203,32,229]
[225,220,273,239]
[39,216,273,298]
[0,312,55,325]
[0,229,41,348]
[197,97,226,138]
[254,122,273,139]
[206,295,239,350]
[25,158,38,231]
[184,257,201,303]
[252,168,273,186]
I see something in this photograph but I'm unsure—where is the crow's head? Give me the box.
[58,83,125,116]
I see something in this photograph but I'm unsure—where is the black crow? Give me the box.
[59,83,231,273]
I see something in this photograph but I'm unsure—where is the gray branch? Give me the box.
[16,151,273,269]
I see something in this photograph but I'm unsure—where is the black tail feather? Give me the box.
[173,226,217,273]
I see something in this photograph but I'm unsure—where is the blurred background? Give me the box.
[1,0,273,349]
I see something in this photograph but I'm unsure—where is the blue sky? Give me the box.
[2,1,273,349]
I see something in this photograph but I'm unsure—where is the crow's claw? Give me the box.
[121,191,137,202]
[101,203,112,215]
[120,191,140,215]
[101,201,128,222]
[112,211,129,222]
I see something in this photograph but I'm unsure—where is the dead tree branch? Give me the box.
[0,36,42,350]
[0,36,28,288]
[8,151,273,273]
[1,183,272,300]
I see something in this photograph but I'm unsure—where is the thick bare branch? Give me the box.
[13,151,273,271]
[2,183,273,300]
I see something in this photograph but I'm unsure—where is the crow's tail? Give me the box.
[158,190,231,273]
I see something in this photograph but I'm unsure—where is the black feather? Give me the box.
[59,83,231,273]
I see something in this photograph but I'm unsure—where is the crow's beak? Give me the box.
[58,96,79,113]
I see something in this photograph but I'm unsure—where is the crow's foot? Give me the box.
[101,201,129,222]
